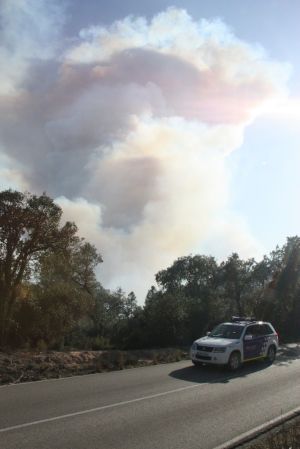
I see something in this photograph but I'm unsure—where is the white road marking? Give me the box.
[0,355,296,436]
[0,382,207,433]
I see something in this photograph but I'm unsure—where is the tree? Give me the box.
[26,240,103,346]
[0,190,77,346]
[155,255,221,342]
[70,241,103,295]
[143,289,187,347]
[219,253,256,316]
[75,286,140,349]
[266,237,300,337]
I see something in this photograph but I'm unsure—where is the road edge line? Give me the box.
[213,406,300,449]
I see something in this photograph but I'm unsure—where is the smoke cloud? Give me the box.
[0,4,290,300]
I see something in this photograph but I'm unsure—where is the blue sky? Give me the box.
[0,0,299,300]
[67,0,300,75]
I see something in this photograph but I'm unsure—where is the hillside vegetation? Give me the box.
[1,189,300,351]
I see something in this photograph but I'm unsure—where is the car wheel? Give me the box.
[192,360,202,367]
[266,345,276,364]
[228,351,241,371]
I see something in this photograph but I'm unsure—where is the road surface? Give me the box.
[0,346,300,449]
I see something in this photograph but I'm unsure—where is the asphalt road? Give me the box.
[0,347,300,449]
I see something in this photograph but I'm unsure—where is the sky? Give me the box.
[0,0,299,302]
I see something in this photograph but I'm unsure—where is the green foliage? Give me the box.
[16,241,102,347]
[0,189,103,349]
[142,240,300,347]
[85,287,140,349]
[2,189,300,351]
[0,190,77,346]
[219,253,256,316]
[264,237,300,338]
[36,339,48,352]
[144,289,187,346]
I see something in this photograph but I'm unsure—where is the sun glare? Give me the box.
[261,97,300,122]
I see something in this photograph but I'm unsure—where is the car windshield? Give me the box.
[209,324,243,339]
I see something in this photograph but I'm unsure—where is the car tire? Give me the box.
[228,351,241,371]
[266,345,276,364]
[192,360,202,367]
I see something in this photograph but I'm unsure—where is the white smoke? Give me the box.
[0,0,65,95]
[0,5,290,300]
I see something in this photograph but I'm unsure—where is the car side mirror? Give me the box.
[244,335,252,341]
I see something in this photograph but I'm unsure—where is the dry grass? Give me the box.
[0,348,189,384]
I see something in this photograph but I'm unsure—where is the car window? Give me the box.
[255,325,265,336]
[209,324,243,339]
[246,324,267,337]
[245,324,273,337]
[261,324,273,335]
[245,325,256,336]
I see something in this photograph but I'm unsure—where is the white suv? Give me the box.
[190,318,279,370]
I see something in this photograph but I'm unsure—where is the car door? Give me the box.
[243,324,264,360]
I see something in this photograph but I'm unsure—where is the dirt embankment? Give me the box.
[0,348,188,385]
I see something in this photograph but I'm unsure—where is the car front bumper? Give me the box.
[190,349,229,365]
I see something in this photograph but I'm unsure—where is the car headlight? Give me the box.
[213,347,226,353]
[191,342,197,350]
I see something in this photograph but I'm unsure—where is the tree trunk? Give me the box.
[0,298,10,347]
[0,288,17,348]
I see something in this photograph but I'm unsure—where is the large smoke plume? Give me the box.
[0,1,290,299]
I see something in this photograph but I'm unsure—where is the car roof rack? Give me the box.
[231,316,257,323]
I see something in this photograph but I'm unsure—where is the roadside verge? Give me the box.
[0,348,188,385]
[213,405,300,449]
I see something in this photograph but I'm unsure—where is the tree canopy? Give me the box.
[1,189,300,351]
[0,190,100,346]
